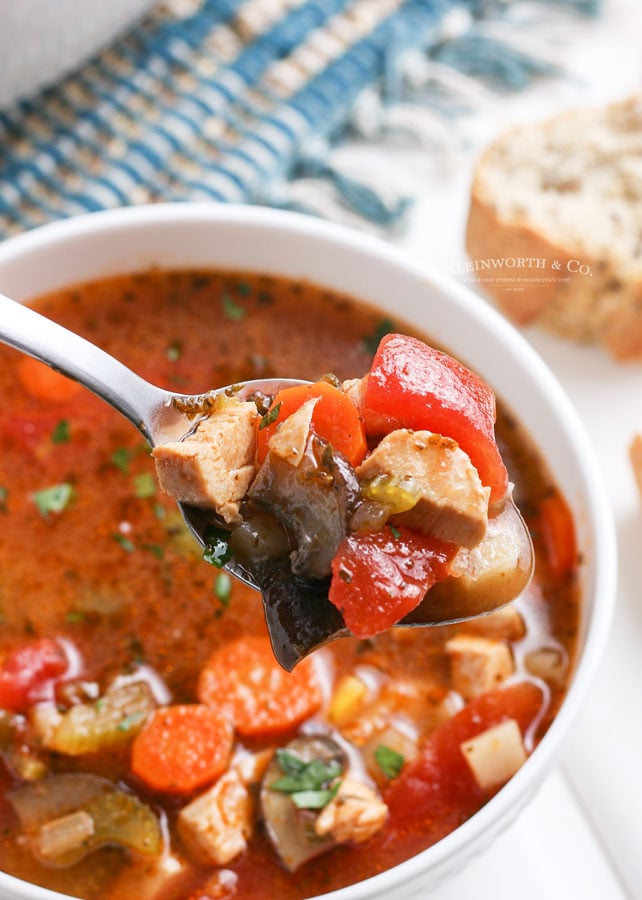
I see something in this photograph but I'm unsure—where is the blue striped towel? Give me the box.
[0,0,600,237]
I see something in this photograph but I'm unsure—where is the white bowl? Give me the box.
[0,0,156,108]
[0,204,616,900]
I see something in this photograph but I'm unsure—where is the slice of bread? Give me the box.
[465,94,642,360]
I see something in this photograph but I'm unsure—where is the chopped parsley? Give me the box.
[111,447,133,473]
[362,317,395,355]
[142,543,164,560]
[374,744,405,780]
[133,473,157,499]
[221,291,246,321]
[259,402,281,430]
[112,533,136,553]
[270,749,343,810]
[117,711,145,733]
[166,339,182,362]
[0,486,7,513]
[32,483,75,517]
[51,419,71,444]
[235,281,252,296]
[203,526,233,568]
[214,572,232,606]
[65,610,86,624]
[388,524,401,540]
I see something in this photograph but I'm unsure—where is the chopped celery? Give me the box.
[45,681,155,756]
[84,790,163,857]
[10,774,163,866]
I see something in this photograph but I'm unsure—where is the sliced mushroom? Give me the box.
[8,773,163,866]
[249,434,360,580]
[247,555,347,671]
[260,735,347,871]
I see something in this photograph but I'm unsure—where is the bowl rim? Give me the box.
[0,203,617,900]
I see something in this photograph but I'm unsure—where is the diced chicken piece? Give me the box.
[105,852,186,900]
[356,429,490,548]
[177,768,253,866]
[446,634,514,701]
[342,377,367,412]
[177,750,270,867]
[233,748,273,785]
[460,719,527,791]
[198,869,239,899]
[455,605,526,642]
[525,646,567,688]
[268,398,318,466]
[314,777,388,844]
[152,399,258,525]
[341,676,457,746]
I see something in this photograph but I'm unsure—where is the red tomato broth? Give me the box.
[0,270,580,899]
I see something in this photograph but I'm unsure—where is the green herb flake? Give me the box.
[117,711,145,733]
[142,544,164,560]
[214,572,232,607]
[166,340,182,362]
[51,419,71,444]
[65,610,86,624]
[236,281,252,296]
[362,318,395,355]
[203,526,233,569]
[388,524,401,540]
[0,486,7,513]
[374,744,405,780]
[270,750,343,809]
[221,291,247,321]
[32,483,75,517]
[112,447,132,473]
[133,473,157,499]
[291,785,340,810]
[259,402,282,431]
[112,533,136,553]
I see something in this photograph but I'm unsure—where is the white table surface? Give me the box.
[358,0,642,896]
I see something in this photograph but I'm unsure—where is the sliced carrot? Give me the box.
[257,381,367,467]
[197,635,322,738]
[539,494,577,578]
[130,704,233,794]
[18,357,83,403]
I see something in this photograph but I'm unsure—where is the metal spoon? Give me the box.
[0,292,534,669]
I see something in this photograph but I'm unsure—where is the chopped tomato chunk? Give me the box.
[0,638,68,712]
[384,681,544,838]
[257,380,367,467]
[329,526,457,637]
[363,333,508,503]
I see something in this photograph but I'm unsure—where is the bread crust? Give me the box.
[465,95,642,360]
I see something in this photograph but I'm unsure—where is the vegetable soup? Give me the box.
[0,270,579,900]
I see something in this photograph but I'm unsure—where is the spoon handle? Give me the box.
[0,292,173,445]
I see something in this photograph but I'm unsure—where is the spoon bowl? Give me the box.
[0,289,533,668]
